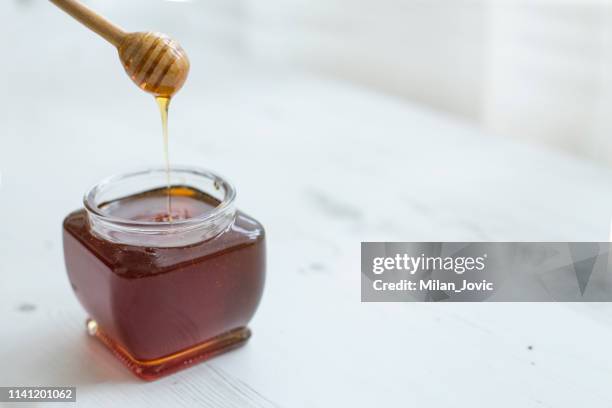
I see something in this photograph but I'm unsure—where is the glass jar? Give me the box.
[62,167,266,380]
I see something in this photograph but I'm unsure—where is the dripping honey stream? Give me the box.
[155,96,173,221]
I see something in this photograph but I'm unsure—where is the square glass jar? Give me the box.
[62,167,265,380]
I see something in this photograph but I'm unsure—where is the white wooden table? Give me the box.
[4,4,612,406]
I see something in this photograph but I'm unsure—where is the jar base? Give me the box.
[85,318,251,381]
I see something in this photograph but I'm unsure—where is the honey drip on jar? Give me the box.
[156,96,173,221]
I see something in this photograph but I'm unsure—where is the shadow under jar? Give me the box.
[62,167,265,380]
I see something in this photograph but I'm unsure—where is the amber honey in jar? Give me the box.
[62,167,266,380]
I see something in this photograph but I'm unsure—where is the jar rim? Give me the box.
[83,166,236,230]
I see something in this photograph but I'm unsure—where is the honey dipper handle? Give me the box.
[49,0,126,48]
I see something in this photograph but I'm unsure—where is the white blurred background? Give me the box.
[250,0,612,164]
[4,0,612,163]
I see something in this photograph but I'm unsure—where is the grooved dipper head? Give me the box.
[118,32,190,98]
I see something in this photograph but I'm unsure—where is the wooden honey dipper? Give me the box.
[49,0,190,98]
